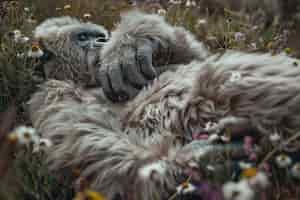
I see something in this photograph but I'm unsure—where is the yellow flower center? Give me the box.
[85,190,106,200]
[31,44,40,52]
[241,167,257,178]
[278,154,288,161]
[181,181,189,189]
[23,132,31,139]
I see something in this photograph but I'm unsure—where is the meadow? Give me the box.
[0,0,300,199]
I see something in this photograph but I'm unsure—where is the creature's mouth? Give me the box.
[92,43,104,48]
[92,35,110,48]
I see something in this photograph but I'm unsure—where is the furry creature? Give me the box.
[28,11,300,200]
[34,16,109,86]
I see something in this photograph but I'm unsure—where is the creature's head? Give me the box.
[34,16,109,86]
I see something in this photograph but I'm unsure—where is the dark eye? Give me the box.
[95,33,106,38]
[78,33,89,41]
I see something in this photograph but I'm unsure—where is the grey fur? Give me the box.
[124,51,300,140]
[98,10,209,101]
[28,80,183,200]
[29,12,211,199]
[28,10,300,200]
[35,16,109,86]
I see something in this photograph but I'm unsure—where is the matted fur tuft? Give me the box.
[187,51,300,136]
[34,16,81,39]
[123,51,300,144]
[28,80,185,200]
[34,16,107,40]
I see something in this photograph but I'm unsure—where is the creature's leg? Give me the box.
[28,80,258,200]
[28,80,182,200]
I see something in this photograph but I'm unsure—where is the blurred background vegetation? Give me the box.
[1,0,300,199]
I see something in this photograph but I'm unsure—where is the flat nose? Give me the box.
[93,37,109,48]
[95,37,108,43]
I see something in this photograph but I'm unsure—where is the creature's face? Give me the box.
[34,17,110,85]
[70,25,108,49]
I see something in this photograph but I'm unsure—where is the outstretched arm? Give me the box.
[97,10,209,102]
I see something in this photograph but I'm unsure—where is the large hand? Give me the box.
[98,38,161,102]
[97,11,209,102]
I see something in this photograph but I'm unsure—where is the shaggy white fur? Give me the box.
[28,10,300,200]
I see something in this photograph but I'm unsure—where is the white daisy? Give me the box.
[206,165,216,171]
[188,161,198,168]
[185,0,196,7]
[234,32,245,41]
[33,138,53,153]
[17,52,25,58]
[275,154,292,168]
[176,182,196,194]
[291,162,300,179]
[229,71,242,83]
[269,133,281,142]
[83,13,92,19]
[157,9,167,16]
[249,172,269,189]
[169,0,182,5]
[28,44,44,58]
[13,30,22,39]
[24,7,30,12]
[223,180,254,200]
[13,126,39,145]
[249,43,257,50]
[196,19,207,26]
[19,36,30,43]
[239,161,253,169]
[9,29,22,42]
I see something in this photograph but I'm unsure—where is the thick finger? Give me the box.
[108,64,139,101]
[97,65,118,102]
[136,39,157,80]
[122,48,148,89]
[108,64,128,101]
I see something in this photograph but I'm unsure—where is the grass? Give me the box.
[1,0,300,200]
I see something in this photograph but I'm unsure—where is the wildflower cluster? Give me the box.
[7,126,52,153]
[0,1,42,114]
